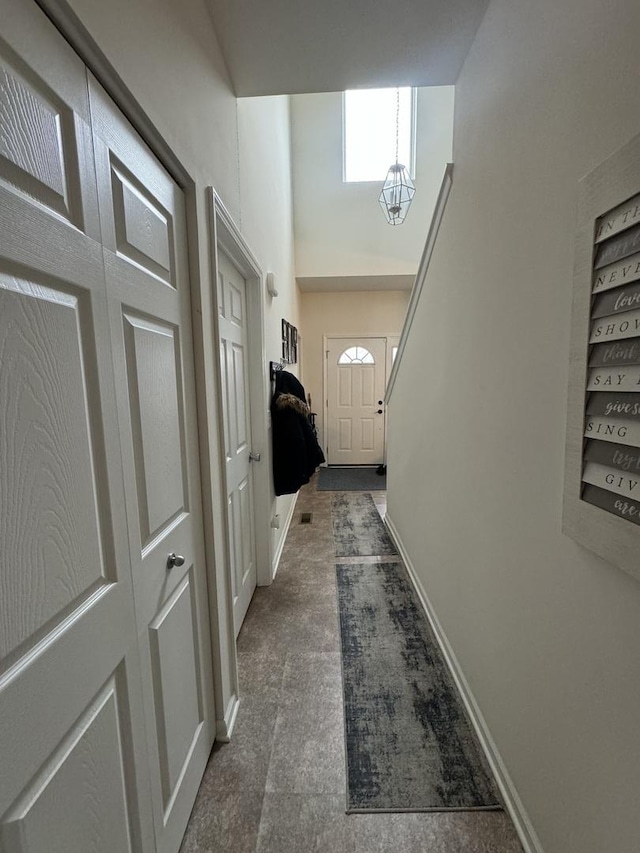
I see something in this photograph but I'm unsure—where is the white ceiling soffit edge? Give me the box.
[296,275,415,293]
[205,0,491,97]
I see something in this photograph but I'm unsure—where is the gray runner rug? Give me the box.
[331,492,397,557]
[336,560,502,812]
[318,466,386,491]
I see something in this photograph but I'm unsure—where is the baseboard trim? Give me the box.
[272,492,299,580]
[384,513,545,853]
[216,693,240,743]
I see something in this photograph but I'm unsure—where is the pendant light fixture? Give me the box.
[379,88,415,225]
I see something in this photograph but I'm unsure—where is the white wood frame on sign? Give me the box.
[563,130,640,582]
[208,190,272,591]
[35,0,241,741]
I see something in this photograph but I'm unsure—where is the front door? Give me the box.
[216,251,258,635]
[89,80,215,853]
[326,337,387,465]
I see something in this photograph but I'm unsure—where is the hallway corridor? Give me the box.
[180,479,523,852]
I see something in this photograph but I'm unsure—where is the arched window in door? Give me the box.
[338,346,375,364]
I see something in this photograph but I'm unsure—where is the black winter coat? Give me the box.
[271,370,325,496]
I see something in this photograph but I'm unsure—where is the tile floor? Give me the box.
[180,478,524,852]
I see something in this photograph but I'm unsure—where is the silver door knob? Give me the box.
[167,552,185,569]
[249,451,261,462]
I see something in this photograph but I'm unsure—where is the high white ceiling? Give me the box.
[205,0,490,97]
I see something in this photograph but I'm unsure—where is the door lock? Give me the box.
[249,451,261,462]
[167,552,185,569]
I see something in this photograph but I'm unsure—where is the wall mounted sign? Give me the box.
[564,131,640,581]
[587,366,640,390]
[281,319,298,364]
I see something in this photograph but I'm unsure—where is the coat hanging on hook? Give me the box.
[271,370,324,496]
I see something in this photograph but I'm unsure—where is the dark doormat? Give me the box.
[331,493,397,557]
[318,466,386,491]
[336,560,503,813]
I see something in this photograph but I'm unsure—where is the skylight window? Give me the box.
[343,87,414,183]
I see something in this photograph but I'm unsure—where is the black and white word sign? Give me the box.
[587,366,640,391]
[595,193,640,243]
[593,222,640,269]
[587,392,640,419]
[583,461,640,497]
[590,308,640,343]
[584,439,640,473]
[582,483,640,526]
[592,281,640,319]
[584,416,640,446]
[592,252,640,294]
[580,187,640,528]
[589,339,640,367]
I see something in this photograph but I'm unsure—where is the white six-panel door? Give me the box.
[0,2,214,851]
[0,1,154,849]
[326,337,387,465]
[89,79,215,853]
[216,252,257,635]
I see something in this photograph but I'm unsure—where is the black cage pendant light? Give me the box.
[379,88,415,225]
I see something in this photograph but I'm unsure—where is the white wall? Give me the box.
[386,2,640,852]
[65,0,299,726]
[237,94,300,562]
[291,87,454,279]
[300,290,409,448]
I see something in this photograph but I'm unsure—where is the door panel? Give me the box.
[3,675,135,853]
[217,252,257,635]
[0,2,153,850]
[0,53,86,229]
[122,313,188,546]
[362,418,375,450]
[89,77,214,853]
[149,572,204,812]
[361,366,375,405]
[338,419,352,451]
[327,337,387,465]
[0,278,107,661]
[110,163,175,284]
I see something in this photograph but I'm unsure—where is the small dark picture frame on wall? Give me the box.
[281,319,298,364]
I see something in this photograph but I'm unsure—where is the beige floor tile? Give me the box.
[351,810,523,853]
[265,690,346,795]
[180,788,264,853]
[201,697,279,792]
[256,794,355,853]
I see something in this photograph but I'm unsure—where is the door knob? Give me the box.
[249,451,261,462]
[376,409,383,414]
[167,552,185,569]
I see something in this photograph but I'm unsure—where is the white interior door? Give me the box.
[0,1,153,849]
[217,251,258,635]
[326,337,387,465]
[89,81,215,853]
